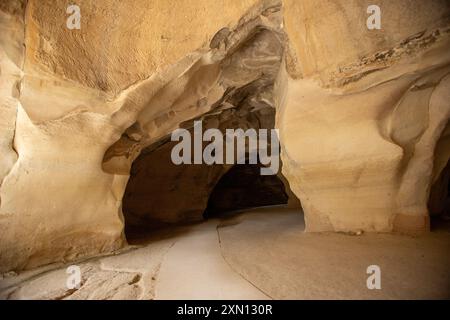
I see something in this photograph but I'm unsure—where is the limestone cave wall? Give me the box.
[0,0,449,272]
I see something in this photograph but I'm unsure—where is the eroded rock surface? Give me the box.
[0,0,449,273]
[0,0,286,272]
[280,0,450,234]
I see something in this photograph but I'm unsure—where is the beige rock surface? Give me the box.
[283,0,450,83]
[25,0,262,95]
[0,0,285,272]
[279,1,450,233]
[0,0,449,274]
[279,64,450,233]
[0,0,23,197]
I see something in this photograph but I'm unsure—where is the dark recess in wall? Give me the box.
[204,163,289,218]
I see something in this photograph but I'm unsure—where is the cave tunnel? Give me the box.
[203,163,289,219]
[428,122,450,232]
[117,20,302,241]
[429,159,450,231]
[121,137,300,242]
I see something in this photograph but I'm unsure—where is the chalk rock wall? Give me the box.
[0,1,22,191]
[0,0,283,272]
[0,0,449,272]
[279,0,450,233]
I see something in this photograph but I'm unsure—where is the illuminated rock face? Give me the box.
[0,0,449,272]
[280,0,450,234]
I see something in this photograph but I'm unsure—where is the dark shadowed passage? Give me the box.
[204,164,289,218]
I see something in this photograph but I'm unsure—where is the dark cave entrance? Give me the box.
[203,164,289,219]
[428,122,450,232]
[429,159,450,231]
[121,139,301,242]
[112,15,301,241]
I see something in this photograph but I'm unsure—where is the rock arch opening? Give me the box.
[120,99,302,240]
[121,139,300,241]
[101,4,299,241]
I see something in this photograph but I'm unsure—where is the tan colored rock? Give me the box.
[0,0,285,272]
[279,1,450,233]
[25,0,263,95]
[0,0,449,274]
[0,0,23,196]
[283,0,450,83]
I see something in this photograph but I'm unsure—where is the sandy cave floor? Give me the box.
[0,207,449,300]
